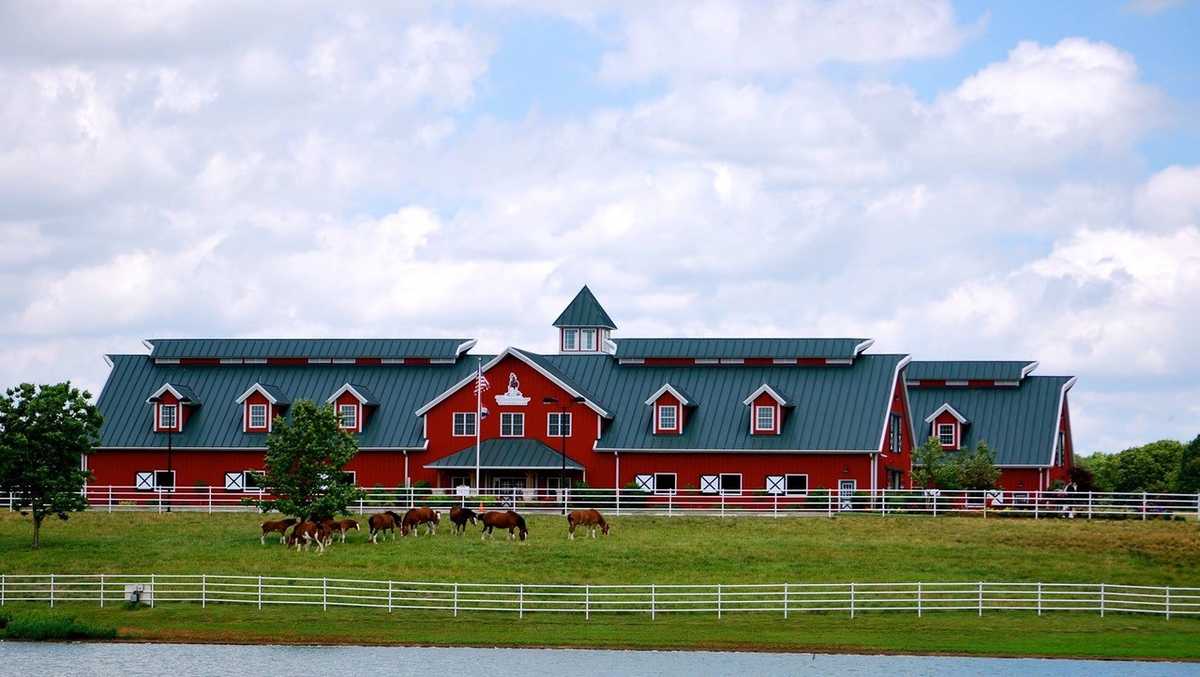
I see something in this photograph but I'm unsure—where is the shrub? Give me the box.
[3,611,116,640]
[0,609,11,629]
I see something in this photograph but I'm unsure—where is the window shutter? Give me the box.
[765,475,784,495]
[700,475,719,494]
[634,474,654,493]
[135,472,154,491]
[224,472,245,491]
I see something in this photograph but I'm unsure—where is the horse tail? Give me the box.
[515,514,527,530]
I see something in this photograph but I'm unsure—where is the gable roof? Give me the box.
[146,338,475,361]
[235,383,290,406]
[413,347,611,418]
[552,286,617,329]
[643,383,696,406]
[99,355,478,449]
[924,402,968,424]
[146,383,200,404]
[741,384,790,406]
[326,383,379,406]
[613,338,873,361]
[907,360,1038,382]
[424,438,584,470]
[908,376,1076,466]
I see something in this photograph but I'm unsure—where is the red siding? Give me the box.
[879,373,913,489]
[614,453,874,493]
[87,450,267,488]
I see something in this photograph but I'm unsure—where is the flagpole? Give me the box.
[475,357,482,492]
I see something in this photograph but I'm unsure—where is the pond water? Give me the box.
[0,642,1194,677]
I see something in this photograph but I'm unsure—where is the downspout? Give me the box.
[403,451,409,488]
[615,451,620,490]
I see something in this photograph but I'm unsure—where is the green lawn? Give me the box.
[2,511,1199,659]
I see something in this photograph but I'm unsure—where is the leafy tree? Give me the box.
[1069,464,1097,492]
[1110,440,1183,493]
[1078,453,1118,492]
[0,383,101,549]
[1177,435,1200,494]
[953,441,1001,490]
[254,401,362,522]
[912,437,958,489]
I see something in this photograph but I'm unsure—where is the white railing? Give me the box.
[10,486,1197,520]
[1,574,1197,619]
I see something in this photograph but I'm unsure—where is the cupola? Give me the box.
[554,285,617,354]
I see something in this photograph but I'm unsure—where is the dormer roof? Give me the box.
[553,286,617,329]
[326,383,379,406]
[924,402,968,424]
[644,383,696,406]
[741,384,790,406]
[235,383,290,406]
[146,383,200,405]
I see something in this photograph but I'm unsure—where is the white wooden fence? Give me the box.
[2,574,1197,619]
[10,486,1198,520]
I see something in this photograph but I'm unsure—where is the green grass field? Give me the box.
[2,511,1199,659]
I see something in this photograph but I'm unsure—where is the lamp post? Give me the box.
[543,395,585,514]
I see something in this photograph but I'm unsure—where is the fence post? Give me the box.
[1142,492,1147,521]
[977,581,983,616]
[257,576,262,610]
[453,583,459,617]
[651,584,656,620]
[208,486,213,514]
[917,582,922,617]
[1100,583,1105,617]
[323,577,328,611]
[50,573,55,608]
[849,582,855,619]
[668,492,673,517]
[827,490,833,518]
[717,584,722,619]
[585,584,590,621]
[518,584,524,619]
[2,573,6,606]
[882,488,887,517]
[202,574,206,608]
[108,486,113,513]
[1166,587,1171,620]
[1087,491,1093,519]
[783,583,788,619]
[615,487,621,516]
[99,573,105,608]
[1034,492,1039,520]
[149,574,155,608]
[388,580,393,614]
[1037,582,1042,616]
[932,494,938,517]
[720,493,725,518]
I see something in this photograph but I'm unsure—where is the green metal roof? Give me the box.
[543,353,906,452]
[424,438,583,470]
[257,384,290,405]
[907,376,1074,466]
[148,383,200,404]
[98,355,480,449]
[515,349,610,414]
[907,361,1038,382]
[147,338,472,360]
[613,338,871,360]
[552,286,617,329]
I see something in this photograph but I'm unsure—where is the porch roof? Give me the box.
[424,438,584,470]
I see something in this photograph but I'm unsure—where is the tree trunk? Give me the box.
[32,513,42,549]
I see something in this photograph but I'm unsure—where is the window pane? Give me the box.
[720,474,741,492]
[756,406,774,430]
[563,329,577,351]
[340,405,357,429]
[938,424,954,446]
[786,475,807,494]
[658,406,676,430]
[581,329,596,351]
[655,473,676,492]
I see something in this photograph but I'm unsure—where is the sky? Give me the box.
[0,0,1197,456]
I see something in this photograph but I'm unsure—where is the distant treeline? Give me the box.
[1077,436,1200,494]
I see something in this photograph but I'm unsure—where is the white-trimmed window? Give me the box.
[158,404,178,430]
[339,404,358,430]
[1056,431,1066,466]
[453,412,477,437]
[755,405,775,432]
[657,405,678,432]
[653,472,677,496]
[249,404,267,429]
[785,474,808,496]
[563,329,578,351]
[153,470,175,492]
[890,413,903,453]
[501,412,525,437]
[937,423,956,447]
[719,473,742,496]
[547,412,572,437]
[580,328,597,351]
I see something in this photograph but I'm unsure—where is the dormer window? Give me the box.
[339,404,358,430]
[563,329,578,351]
[657,404,678,432]
[236,383,288,434]
[249,404,267,429]
[742,384,787,436]
[937,423,956,447]
[755,406,775,432]
[925,403,968,450]
[159,404,177,430]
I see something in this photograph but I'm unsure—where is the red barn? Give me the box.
[89,286,1073,499]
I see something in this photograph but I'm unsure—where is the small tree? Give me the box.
[1177,434,1200,494]
[254,401,363,522]
[0,383,101,549]
[912,436,956,489]
[953,441,1001,491]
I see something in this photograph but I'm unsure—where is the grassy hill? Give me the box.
[2,512,1198,659]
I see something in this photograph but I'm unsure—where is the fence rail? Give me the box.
[7,486,1197,520]
[1,574,1197,619]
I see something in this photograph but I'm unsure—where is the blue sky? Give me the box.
[0,0,1197,455]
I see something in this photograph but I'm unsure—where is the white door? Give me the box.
[838,480,857,511]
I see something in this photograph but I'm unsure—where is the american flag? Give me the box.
[474,370,490,394]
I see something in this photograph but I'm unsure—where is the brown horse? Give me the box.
[448,506,478,535]
[367,511,403,543]
[322,517,360,543]
[567,509,610,539]
[288,521,331,552]
[402,507,440,536]
[480,510,528,541]
[260,517,298,545]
